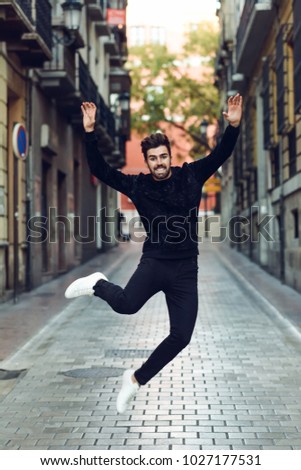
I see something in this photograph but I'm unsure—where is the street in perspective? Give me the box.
[0,239,301,451]
[0,0,301,464]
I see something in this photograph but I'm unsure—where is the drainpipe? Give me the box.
[25,69,33,292]
[279,137,285,283]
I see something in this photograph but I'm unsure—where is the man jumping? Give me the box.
[65,95,242,413]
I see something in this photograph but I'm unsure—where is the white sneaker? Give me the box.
[116,369,139,414]
[64,272,108,299]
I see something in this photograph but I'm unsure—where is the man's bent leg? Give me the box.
[93,258,161,315]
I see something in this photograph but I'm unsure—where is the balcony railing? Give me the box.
[78,55,90,100]
[35,0,52,51]
[236,0,274,76]
[16,0,32,21]
[38,44,76,96]
[64,55,116,145]
[87,0,106,10]
[98,93,115,141]
[86,0,106,21]
[0,0,52,65]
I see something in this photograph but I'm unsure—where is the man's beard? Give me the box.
[152,166,171,180]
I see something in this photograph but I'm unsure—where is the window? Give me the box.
[292,209,299,239]
[244,97,257,171]
[130,26,145,46]
[107,0,125,8]
[262,56,279,149]
[150,26,165,45]
[293,0,301,113]
[190,24,199,32]
[276,24,294,134]
[271,62,278,144]
[270,144,280,188]
[276,28,285,134]
[288,127,297,177]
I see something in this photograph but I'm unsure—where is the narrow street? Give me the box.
[0,241,301,450]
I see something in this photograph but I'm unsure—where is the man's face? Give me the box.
[145,145,172,181]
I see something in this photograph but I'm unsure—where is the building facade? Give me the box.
[0,0,131,301]
[216,0,301,292]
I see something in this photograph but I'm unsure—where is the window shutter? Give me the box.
[262,58,271,149]
[276,28,285,134]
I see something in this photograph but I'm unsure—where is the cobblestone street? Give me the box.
[0,241,301,450]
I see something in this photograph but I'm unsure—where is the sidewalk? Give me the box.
[0,242,136,361]
[0,240,301,450]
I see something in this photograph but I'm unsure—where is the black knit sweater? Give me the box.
[85,125,240,259]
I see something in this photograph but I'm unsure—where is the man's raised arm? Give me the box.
[82,102,134,197]
[190,94,243,184]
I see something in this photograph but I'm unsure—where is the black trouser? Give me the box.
[93,256,198,385]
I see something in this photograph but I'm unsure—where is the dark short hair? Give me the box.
[141,133,171,160]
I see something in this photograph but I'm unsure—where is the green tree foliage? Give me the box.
[127,22,219,154]
[183,21,219,65]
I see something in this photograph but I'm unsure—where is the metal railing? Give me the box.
[236,0,270,60]
[78,55,90,100]
[112,25,122,54]
[16,0,33,22]
[98,93,115,139]
[35,0,52,51]
[43,44,76,86]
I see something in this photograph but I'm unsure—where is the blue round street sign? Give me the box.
[12,123,28,160]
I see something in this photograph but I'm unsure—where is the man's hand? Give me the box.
[223,94,243,128]
[81,101,97,132]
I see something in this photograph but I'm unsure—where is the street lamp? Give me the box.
[118,92,130,112]
[53,0,83,47]
[61,0,83,31]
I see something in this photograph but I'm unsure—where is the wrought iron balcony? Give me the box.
[86,0,106,21]
[95,21,111,37]
[104,34,119,55]
[236,0,274,77]
[97,92,116,144]
[51,54,116,151]
[37,43,76,97]
[0,0,52,66]
[104,25,127,67]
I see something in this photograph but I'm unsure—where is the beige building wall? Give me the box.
[0,1,130,301]
[216,0,301,292]
[0,46,27,298]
